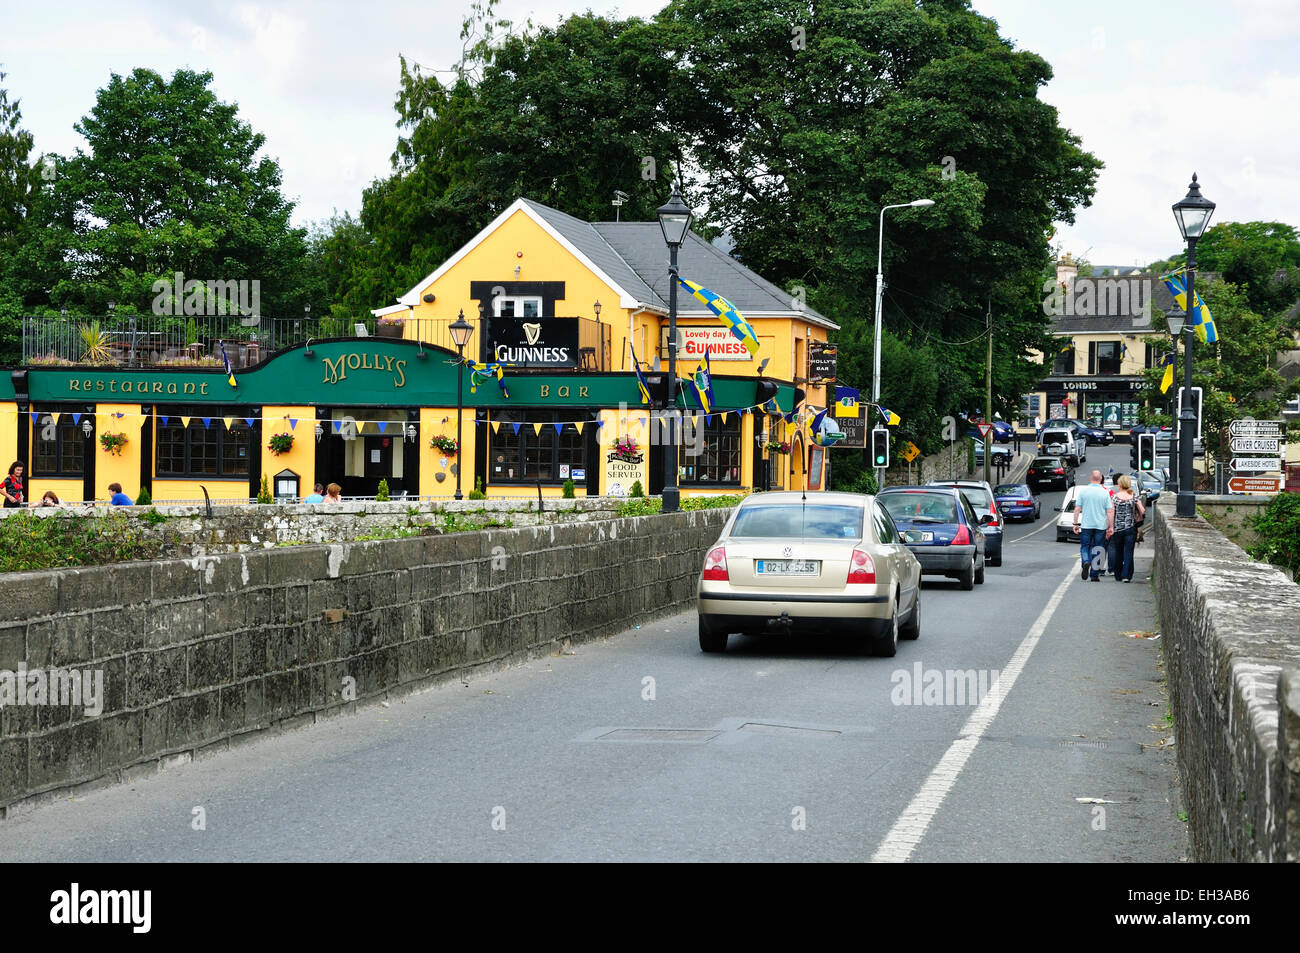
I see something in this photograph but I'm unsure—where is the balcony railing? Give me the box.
[22,314,613,372]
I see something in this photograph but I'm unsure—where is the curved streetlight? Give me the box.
[873,198,935,486]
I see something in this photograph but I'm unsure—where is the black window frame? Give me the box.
[487,408,593,485]
[155,406,253,479]
[31,408,88,477]
[679,414,743,486]
[1095,340,1122,376]
[1052,343,1075,376]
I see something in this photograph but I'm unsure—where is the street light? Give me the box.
[657,182,694,514]
[449,309,475,501]
[1171,174,1215,517]
[1164,305,1186,493]
[873,198,934,487]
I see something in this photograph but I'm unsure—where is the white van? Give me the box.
[1039,427,1086,467]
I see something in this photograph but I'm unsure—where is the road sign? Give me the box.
[975,421,993,440]
[1228,475,1283,494]
[900,440,921,463]
[1230,436,1282,453]
[1229,419,1285,438]
[1229,457,1282,472]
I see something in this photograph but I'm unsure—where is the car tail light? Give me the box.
[1054,468,1064,475]
[986,514,999,527]
[952,525,970,545]
[847,548,876,584]
[702,546,729,581]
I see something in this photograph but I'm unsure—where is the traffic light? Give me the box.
[1138,432,1155,471]
[871,427,890,468]
[755,379,780,409]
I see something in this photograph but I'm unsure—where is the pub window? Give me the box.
[1093,341,1121,375]
[32,411,86,477]
[494,296,542,318]
[679,415,742,485]
[1051,343,1074,376]
[156,410,251,478]
[488,409,591,483]
[1144,343,1166,369]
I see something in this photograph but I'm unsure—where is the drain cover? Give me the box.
[597,729,720,743]
[739,723,841,739]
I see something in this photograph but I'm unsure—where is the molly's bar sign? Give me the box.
[322,352,408,388]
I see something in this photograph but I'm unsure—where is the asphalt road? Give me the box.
[0,443,1186,862]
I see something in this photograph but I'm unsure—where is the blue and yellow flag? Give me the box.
[220,342,237,388]
[1159,351,1175,394]
[629,345,652,406]
[691,350,714,414]
[677,278,760,356]
[879,405,901,427]
[1161,270,1217,343]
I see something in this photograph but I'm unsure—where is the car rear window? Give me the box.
[994,484,1027,495]
[729,503,864,539]
[879,492,960,524]
[1031,457,1060,467]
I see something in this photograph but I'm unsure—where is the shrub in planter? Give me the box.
[135,486,152,506]
[562,479,575,499]
[376,478,391,502]
[257,474,273,504]
[630,480,644,498]
[468,476,486,501]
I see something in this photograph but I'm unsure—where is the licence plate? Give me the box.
[756,559,819,575]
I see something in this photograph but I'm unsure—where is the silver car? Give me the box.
[696,492,922,656]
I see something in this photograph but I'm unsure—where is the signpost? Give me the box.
[1226,419,1286,495]
[975,422,993,440]
[837,407,866,448]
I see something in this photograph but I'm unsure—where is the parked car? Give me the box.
[963,417,1014,443]
[994,483,1040,522]
[974,442,1014,466]
[1027,456,1074,490]
[925,480,1002,567]
[1045,417,1112,446]
[877,486,990,591]
[696,491,921,656]
[1038,426,1086,467]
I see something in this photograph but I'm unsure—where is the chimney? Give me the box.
[1056,253,1078,290]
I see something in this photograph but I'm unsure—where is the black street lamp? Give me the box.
[449,309,475,501]
[656,183,693,514]
[1164,305,1186,494]
[1171,173,1215,517]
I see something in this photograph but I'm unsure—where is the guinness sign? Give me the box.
[488,317,578,368]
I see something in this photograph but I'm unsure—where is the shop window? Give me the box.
[156,410,251,477]
[1019,394,1041,428]
[489,410,591,483]
[679,415,742,485]
[32,411,86,477]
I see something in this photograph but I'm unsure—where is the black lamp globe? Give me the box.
[1172,173,1216,242]
[449,310,474,350]
[657,183,693,248]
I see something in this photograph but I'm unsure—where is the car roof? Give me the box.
[738,491,871,506]
[879,485,962,496]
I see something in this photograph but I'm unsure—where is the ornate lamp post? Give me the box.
[1171,174,1215,517]
[1164,305,1186,493]
[449,309,475,501]
[656,183,693,514]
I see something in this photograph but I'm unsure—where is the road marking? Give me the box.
[869,561,1077,863]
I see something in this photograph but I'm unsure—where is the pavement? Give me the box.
[0,443,1186,862]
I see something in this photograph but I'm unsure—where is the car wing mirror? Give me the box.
[1053,506,1062,512]
[979,514,995,525]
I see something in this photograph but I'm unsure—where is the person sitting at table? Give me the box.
[323,483,343,504]
[36,490,65,508]
[108,482,133,506]
[303,483,325,504]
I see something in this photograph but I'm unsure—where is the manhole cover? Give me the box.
[597,729,720,743]
[739,723,841,739]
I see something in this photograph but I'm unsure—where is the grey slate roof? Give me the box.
[521,198,837,330]
[1048,273,1210,334]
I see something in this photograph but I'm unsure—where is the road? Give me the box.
[0,443,1186,862]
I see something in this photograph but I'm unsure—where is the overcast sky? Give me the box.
[3,0,1297,267]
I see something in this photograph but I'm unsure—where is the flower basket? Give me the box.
[376,317,406,339]
[613,437,640,463]
[268,432,294,455]
[430,435,458,455]
[764,440,791,454]
[99,432,127,456]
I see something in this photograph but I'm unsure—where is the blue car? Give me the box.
[994,482,1040,522]
[878,486,991,590]
[964,418,1015,444]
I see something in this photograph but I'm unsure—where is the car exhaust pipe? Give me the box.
[767,612,794,631]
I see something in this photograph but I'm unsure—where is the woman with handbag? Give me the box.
[1106,474,1145,583]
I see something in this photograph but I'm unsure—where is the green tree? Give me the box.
[0,68,45,364]
[1154,221,1300,325]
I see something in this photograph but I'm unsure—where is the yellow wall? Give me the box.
[152,479,249,502]
[94,404,142,501]
[420,405,474,497]
[260,406,317,498]
[0,404,17,477]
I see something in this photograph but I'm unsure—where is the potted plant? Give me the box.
[99,431,128,455]
[613,437,640,462]
[79,321,114,365]
[268,432,294,455]
[430,434,458,455]
[377,315,406,339]
[764,439,788,453]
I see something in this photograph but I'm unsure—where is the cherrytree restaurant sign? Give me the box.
[665,326,754,361]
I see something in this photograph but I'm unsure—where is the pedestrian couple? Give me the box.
[1072,469,1145,582]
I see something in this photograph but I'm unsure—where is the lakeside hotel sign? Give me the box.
[662,326,754,361]
[489,317,578,368]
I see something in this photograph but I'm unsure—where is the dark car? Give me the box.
[926,480,1003,566]
[964,418,1014,443]
[1027,455,1074,490]
[878,486,990,590]
[1076,421,1114,445]
[994,483,1040,522]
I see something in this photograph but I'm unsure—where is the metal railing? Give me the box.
[23,314,613,372]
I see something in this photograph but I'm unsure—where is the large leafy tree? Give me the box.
[45,68,309,317]
[0,69,46,364]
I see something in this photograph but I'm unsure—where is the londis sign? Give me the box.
[321,351,409,388]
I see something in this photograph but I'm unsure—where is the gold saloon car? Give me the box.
[697,492,922,656]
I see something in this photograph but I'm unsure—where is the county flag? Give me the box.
[879,406,901,427]
[629,345,652,406]
[692,350,714,414]
[1160,271,1217,343]
[220,342,237,388]
[677,278,760,356]
[1159,352,1175,394]
[835,386,860,418]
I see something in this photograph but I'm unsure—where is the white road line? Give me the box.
[869,561,1078,863]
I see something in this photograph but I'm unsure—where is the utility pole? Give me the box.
[983,297,992,486]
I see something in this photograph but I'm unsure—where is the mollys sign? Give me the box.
[489,317,578,368]
[321,351,409,388]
